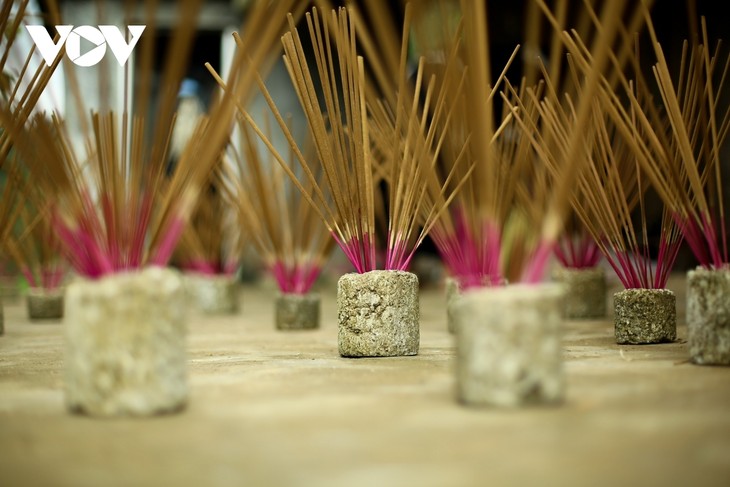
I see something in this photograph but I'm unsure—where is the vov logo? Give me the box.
[26,25,146,67]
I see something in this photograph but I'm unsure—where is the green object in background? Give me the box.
[17,275,29,292]
[0,259,24,298]
[408,1,461,60]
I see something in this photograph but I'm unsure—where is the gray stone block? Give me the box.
[614,288,676,344]
[275,293,320,330]
[445,277,460,334]
[454,283,565,407]
[64,267,188,416]
[337,270,419,357]
[552,266,606,319]
[184,273,239,314]
[27,287,65,320]
[687,267,730,365]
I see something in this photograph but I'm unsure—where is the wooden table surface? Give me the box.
[1,272,729,487]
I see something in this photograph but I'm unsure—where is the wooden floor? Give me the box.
[1,272,729,487]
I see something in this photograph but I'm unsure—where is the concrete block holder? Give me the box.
[614,288,676,344]
[337,270,419,357]
[445,276,460,334]
[552,266,606,319]
[275,292,320,330]
[687,267,730,365]
[64,267,188,416]
[454,283,565,408]
[27,287,65,320]
[184,273,239,314]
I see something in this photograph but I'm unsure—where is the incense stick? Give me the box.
[1,0,289,279]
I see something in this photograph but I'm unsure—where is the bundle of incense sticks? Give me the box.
[518,58,683,289]
[553,2,728,271]
[512,0,658,283]
[589,70,683,289]
[173,1,307,279]
[220,115,334,295]
[174,164,241,277]
[409,0,518,288]
[516,0,656,280]
[4,193,65,290]
[0,0,64,278]
[524,0,600,272]
[625,15,728,268]
[408,0,645,288]
[0,156,24,265]
[554,223,602,270]
[0,0,300,278]
[209,5,474,275]
[0,0,63,171]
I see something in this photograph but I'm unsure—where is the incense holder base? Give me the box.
[687,267,730,365]
[185,273,239,314]
[26,288,65,320]
[454,283,565,408]
[64,267,188,417]
[552,266,606,319]
[445,277,461,334]
[0,280,20,300]
[614,288,676,344]
[275,293,320,330]
[337,270,419,357]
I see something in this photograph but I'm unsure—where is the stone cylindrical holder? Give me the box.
[185,273,239,314]
[454,283,565,408]
[552,266,606,319]
[337,270,419,357]
[613,288,676,344]
[26,287,65,320]
[64,267,188,416]
[275,292,320,330]
[445,276,460,334]
[687,267,730,365]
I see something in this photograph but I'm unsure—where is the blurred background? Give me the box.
[3,0,729,292]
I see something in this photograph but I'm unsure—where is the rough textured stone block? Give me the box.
[64,267,188,416]
[338,270,419,357]
[27,288,65,320]
[687,267,730,365]
[614,288,676,344]
[552,266,606,319]
[185,273,239,314]
[454,283,565,407]
[445,277,460,334]
[275,293,320,330]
